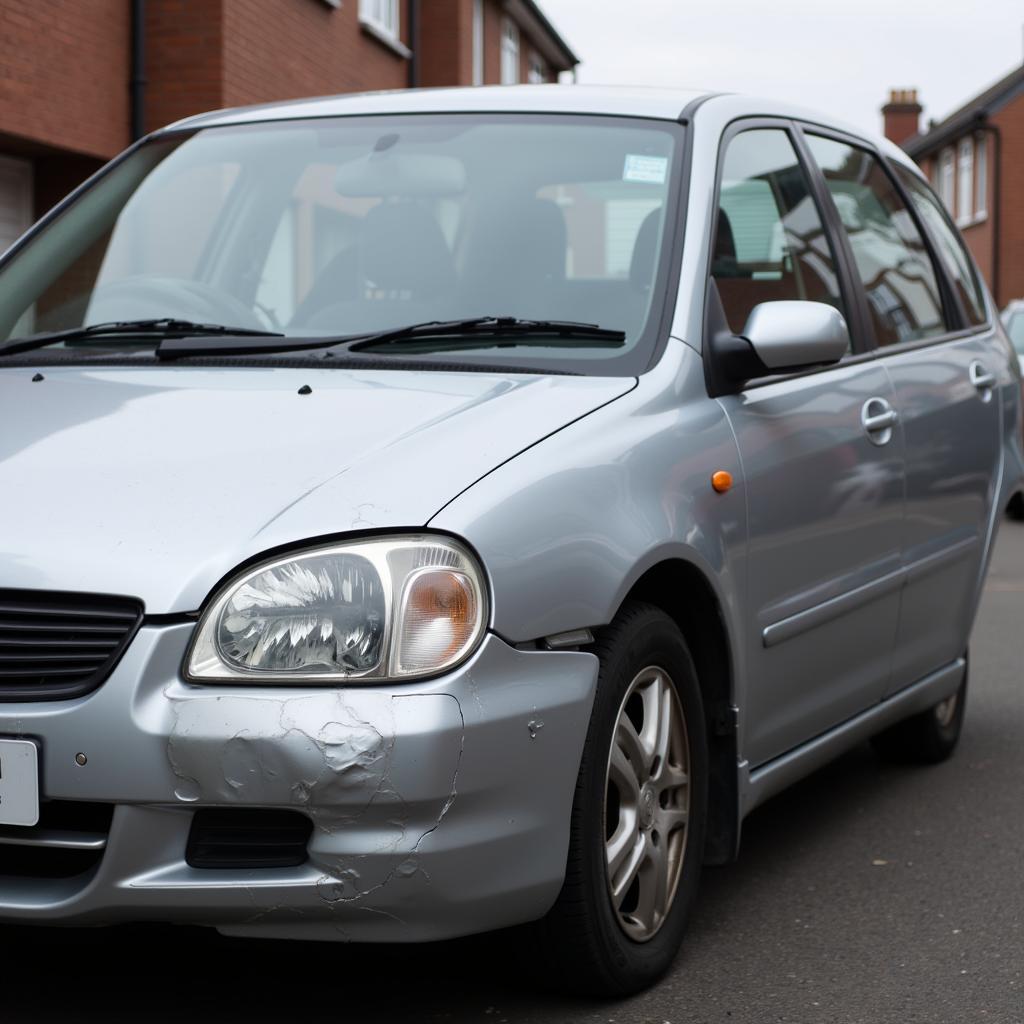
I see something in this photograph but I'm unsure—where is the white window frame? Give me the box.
[359,0,400,41]
[501,18,520,85]
[974,134,988,221]
[956,137,973,227]
[527,50,546,84]
[938,147,955,215]
[472,0,484,86]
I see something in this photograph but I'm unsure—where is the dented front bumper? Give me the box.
[0,626,598,941]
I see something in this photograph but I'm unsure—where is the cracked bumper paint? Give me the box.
[0,627,598,941]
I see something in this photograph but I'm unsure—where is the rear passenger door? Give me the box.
[802,133,1002,695]
[710,124,906,768]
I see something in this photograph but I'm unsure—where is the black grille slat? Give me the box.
[0,590,143,701]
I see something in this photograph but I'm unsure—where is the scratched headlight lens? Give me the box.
[185,537,488,683]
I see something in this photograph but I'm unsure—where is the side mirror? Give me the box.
[708,298,849,391]
[742,301,849,372]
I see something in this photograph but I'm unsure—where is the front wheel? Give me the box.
[535,602,708,996]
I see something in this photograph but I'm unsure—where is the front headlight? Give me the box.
[185,536,488,683]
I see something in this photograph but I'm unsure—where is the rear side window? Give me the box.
[805,135,947,347]
[712,129,848,341]
[894,166,988,326]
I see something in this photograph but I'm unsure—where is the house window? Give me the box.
[501,18,520,84]
[956,138,973,226]
[938,147,955,214]
[473,0,484,86]
[528,51,546,84]
[359,0,399,40]
[975,134,988,219]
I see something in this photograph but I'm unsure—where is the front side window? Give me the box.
[806,135,947,347]
[957,138,974,226]
[712,128,848,342]
[895,166,987,326]
[501,19,520,84]
[359,0,399,39]
[0,115,683,376]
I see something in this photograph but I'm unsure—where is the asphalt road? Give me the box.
[7,522,1024,1023]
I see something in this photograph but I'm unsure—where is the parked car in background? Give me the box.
[0,86,1019,996]
[1003,300,1024,363]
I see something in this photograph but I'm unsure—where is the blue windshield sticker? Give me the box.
[623,154,668,185]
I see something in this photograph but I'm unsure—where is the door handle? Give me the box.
[969,360,996,397]
[861,397,898,445]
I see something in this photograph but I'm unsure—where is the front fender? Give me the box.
[429,339,747,699]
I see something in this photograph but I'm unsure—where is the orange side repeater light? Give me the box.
[711,470,733,494]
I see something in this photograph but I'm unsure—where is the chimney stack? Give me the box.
[882,88,923,146]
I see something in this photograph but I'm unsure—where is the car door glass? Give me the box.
[894,166,987,327]
[713,129,848,344]
[805,135,947,347]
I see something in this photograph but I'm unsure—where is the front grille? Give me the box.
[187,809,313,869]
[0,589,143,701]
[0,800,113,878]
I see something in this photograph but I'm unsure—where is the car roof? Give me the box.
[160,84,916,175]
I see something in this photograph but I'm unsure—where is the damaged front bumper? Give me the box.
[0,627,598,942]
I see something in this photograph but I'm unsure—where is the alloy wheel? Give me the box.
[604,665,690,942]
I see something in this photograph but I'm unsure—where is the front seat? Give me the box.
[301,201,456,331]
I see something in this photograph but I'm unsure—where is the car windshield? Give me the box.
[0,113,683,375]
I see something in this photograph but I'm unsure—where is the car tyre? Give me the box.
[535,601,708,996]
[1007,493,1024,521]
[871,655,968,764]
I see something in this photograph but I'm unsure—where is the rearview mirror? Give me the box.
[742,301,849,371]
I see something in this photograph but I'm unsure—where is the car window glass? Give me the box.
[894,165,987,327]
[713,128,848,346]
[805,135,947,347]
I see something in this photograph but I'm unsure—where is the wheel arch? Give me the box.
[614,557,740,865]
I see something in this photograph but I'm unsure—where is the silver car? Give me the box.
[0,86,1020,995]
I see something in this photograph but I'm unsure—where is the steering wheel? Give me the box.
[84,276,264,329]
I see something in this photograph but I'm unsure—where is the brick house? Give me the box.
[881,65,1024,307]
[0,0,577,253]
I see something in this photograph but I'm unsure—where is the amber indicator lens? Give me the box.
[397,570,479,673]
[711,470,733,493]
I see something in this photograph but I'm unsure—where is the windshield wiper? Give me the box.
[349,317,627,351]
[1,318,284,357]
[152,316,627,360]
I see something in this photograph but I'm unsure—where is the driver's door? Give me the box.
[710,124,905,767]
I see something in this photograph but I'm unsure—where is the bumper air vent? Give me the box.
[186,809,313,869]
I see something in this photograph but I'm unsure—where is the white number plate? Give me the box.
[0,739,39,827]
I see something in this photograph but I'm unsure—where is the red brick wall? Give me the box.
[483,0,504,85]
[145,0,225,134]
[419,0,472,88]
[992,97,1024,306]
[220,0,410,111]
[0,0,130,160]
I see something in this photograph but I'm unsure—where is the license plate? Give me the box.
[0,739,39,827]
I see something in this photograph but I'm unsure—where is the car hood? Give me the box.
[0,365,633,612]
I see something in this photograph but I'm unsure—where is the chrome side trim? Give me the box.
[0,829,107,851]
[903,535,978,583]
[741,658,966,817]
[762,567,903,648]
[762,537,978,647]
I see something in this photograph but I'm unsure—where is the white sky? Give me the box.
[543,0,1024,136]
